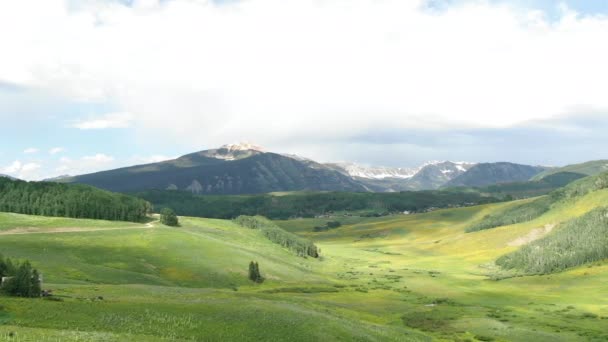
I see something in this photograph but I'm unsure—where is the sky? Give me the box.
[2,0,608,180]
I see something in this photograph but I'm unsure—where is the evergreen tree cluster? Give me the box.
[248,261,263,283]
[0,254,41,298]
[137,189,497,220]
[0,178,151,222]
[234,216,319,258]
[497,207,608,274]
[160,208,179,226]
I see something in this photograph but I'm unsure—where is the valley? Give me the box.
[1,174,608,341]
[4,2,608,340]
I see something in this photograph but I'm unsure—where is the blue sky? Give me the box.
[2,0,608,179]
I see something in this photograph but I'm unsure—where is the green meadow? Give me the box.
[1,189,608,340]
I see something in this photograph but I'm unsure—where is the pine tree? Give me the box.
[31,269,42,297]
[254,262,263,283]
[248,261,256,282]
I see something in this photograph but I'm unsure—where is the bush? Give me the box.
[160,208,179,226]
[0,255,41,298]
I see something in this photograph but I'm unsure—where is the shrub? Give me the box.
[160,208,179,226]
[0,256,41,298]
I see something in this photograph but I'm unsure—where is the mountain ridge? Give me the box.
[59,143,555,194]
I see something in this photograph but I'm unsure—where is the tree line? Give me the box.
[234,216,319,258]
[0,178,151,222]
[136,189,498,220]
[0,254,41,298]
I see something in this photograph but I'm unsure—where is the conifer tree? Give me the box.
[248,261,263,283]
[31,269,42,297]
[248,261,256,282]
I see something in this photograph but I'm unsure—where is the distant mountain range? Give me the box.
[328,161,476,191]
[57,142,561,194]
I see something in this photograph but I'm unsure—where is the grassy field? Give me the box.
[1,189,608,341]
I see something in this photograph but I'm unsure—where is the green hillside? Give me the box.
[2,178,608,341]
[466,170,608,232]
[532,160,608,181]
[497,207,608,274]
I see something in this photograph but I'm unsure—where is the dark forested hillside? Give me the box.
[136,189,498,219]
[443,162,548,188]
[62,151,366,194]
[0,178,151,222]
[463,172,586,200]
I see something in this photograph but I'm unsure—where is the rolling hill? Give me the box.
[3,174,608,340]
[531,159,608,181]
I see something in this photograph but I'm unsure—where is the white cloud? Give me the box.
[55,153,116,176]
[2,160,23,174]
[23,147,39,154]
[2,160,42,180]
[1,0,608,151]
[130,154,174,164]
[70,112,133,130]
[49,147,65,155]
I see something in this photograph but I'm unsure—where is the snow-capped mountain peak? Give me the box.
[327,162,417,180]
[220,142,265,152]
[202,142,265,161]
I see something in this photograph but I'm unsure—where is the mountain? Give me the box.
[61,143,367,194]
[404,161,475,190]
[325,162,417,180]
[328,161,475,191]
[531,159,608,181]
[443,162,549,188]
